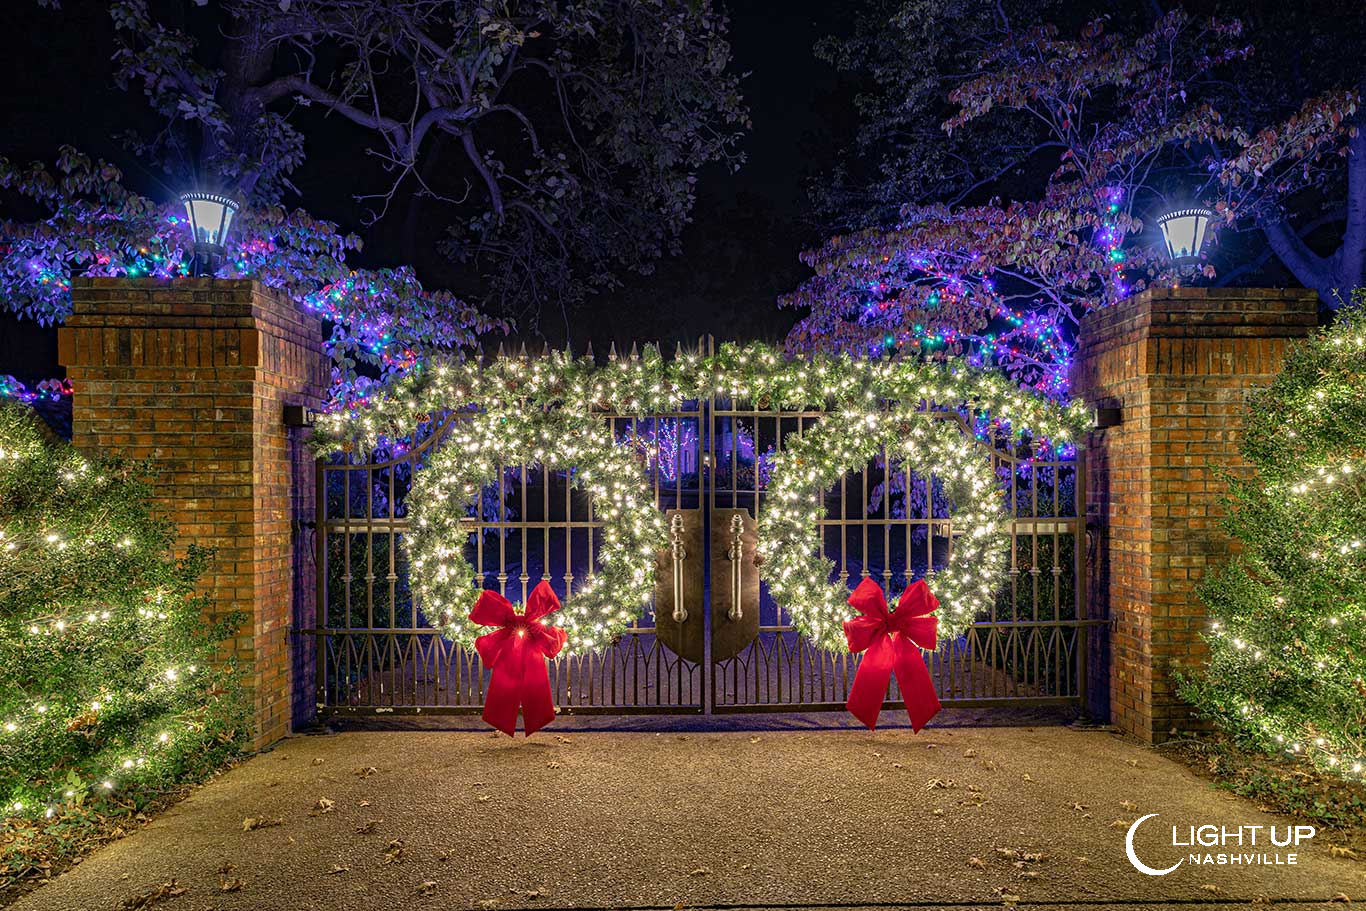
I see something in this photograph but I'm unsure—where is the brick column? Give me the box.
[1071,287,1317,743]
[59,278,327,749]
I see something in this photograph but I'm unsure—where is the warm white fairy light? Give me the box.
[759,410,1010,646]
[311,342,1089,459]
[406,406,666,655]
[314,342,1083,660]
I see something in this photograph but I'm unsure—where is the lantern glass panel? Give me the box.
[1157,207,1212,262]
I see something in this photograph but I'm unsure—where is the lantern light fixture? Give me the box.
[1156,205,1214,265]
[178,191,239,276]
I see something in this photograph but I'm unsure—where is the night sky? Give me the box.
[0,1,853,378]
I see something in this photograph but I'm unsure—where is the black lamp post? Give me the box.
[178,191,239,276]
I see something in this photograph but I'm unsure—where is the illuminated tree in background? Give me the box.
[2,0,748,406]
[0,148,504,407]
[0,402,247,816]
[785,9,1359,395]
[1180,295,1366,777]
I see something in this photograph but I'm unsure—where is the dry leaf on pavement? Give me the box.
[118,880,187,910]
[241,817,283,832]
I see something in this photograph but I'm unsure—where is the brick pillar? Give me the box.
[59,278,327,749]
[1071,287,1317,743]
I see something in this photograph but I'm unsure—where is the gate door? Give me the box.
[306,344,1092,718]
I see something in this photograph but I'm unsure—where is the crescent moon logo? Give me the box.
[1126,813,1184,876]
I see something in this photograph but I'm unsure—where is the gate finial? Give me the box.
[608,341,618,361]
[629,342,639,360]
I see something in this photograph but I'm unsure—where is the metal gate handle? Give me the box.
[727,514,744,622]
[669,514,688,622]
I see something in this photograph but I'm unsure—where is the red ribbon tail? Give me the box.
[892,638,941,733]
[482,643,523,737]
[846,635,895,730]
[518,645,556,737]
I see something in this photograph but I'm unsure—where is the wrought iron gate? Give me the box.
[304,345,1094,719]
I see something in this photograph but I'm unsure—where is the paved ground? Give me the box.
[9,721,1363,911]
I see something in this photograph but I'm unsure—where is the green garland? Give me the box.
[407,408,665,655]
[316,343,1082,656]
[760,408,1009,647]
[312,343,1089,455]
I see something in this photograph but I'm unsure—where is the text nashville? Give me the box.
[1174,825,1315,865]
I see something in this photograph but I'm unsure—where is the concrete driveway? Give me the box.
[9,723,1362,910]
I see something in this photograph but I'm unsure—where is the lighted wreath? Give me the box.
[407,407,666,655]
[759,408,1009,649]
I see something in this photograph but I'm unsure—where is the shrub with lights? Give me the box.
[0,403,247,819]
[1180,295,1366,776]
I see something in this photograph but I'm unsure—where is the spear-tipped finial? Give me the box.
[608,341,618,361]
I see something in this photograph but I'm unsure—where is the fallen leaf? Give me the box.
[1120,800,1138,812]
[932,808,944,816]
[1022,773,1034,782]
[355,819,381,835]
[118,880,188,910]
[383,839,407,865]
[355,766,378,779]
[415,881,437,896]
[477,794,491,803]
[1019,871,1042,880]
[326,864,348,876]
[218,876,244,894]
[1071,802,1087,811]
[926,778,956,790]
[546,761,562,769]
[310,797,335,816]
[1001,893,1022,904]
[1125,759,1139,767]
[749,736,761,744]
[359,800,371,807]
[964,748,978,757]
[1331,846,1359,859]
[968,857,986,869]
[241,816,283,832]
[1108,819,1134,829]
[554,736,572,744]
[436,849,450,862]
[688,867,711,876]
[312,758,325,765]
[1329,893,1351,902]
[1201,884,1224,895]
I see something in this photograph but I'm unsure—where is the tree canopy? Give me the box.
[788,3,1361,394]
[93,0,749,332]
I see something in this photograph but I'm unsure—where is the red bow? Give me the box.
[843,577,942,732]
[470,581,568,737]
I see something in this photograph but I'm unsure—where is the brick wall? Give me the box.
[60,278,327,749]
[1071,287,1317,742]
